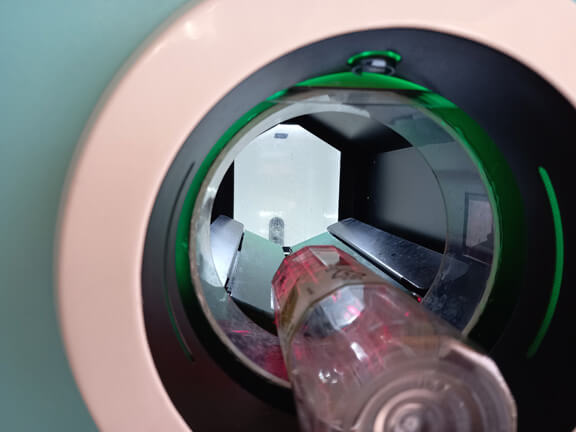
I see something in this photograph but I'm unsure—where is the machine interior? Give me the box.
[188,87,498,384]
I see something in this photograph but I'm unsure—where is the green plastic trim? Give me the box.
[296,72,427,92]
[347,50,402,66]
[526,167,564,357]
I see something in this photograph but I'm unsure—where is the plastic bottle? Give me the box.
[272,245,516,432]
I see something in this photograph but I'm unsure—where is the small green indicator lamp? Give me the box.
[347,50,402,75]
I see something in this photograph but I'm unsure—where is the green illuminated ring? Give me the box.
[175,71,525,352]
[347,50,403,67]
[526,167,564,357]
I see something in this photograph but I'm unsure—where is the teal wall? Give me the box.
[0,0,192,429]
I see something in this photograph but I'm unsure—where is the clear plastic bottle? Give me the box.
[272,246,516,432]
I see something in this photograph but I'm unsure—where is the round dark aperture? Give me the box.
[193,81,503,386]
[142,29,575,431]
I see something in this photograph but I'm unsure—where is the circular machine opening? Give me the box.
[143,30,576,431]
[188,78,499,385]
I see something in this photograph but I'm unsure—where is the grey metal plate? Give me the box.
[228,231,286,316]
[328,218,467,293]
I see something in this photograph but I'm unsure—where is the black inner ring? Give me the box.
[142,29,576,431]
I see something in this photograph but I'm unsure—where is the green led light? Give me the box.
[296,72,426,92]
[526,167,564,358]
[347,50,403,66]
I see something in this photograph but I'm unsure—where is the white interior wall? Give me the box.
[234,124,340,246]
